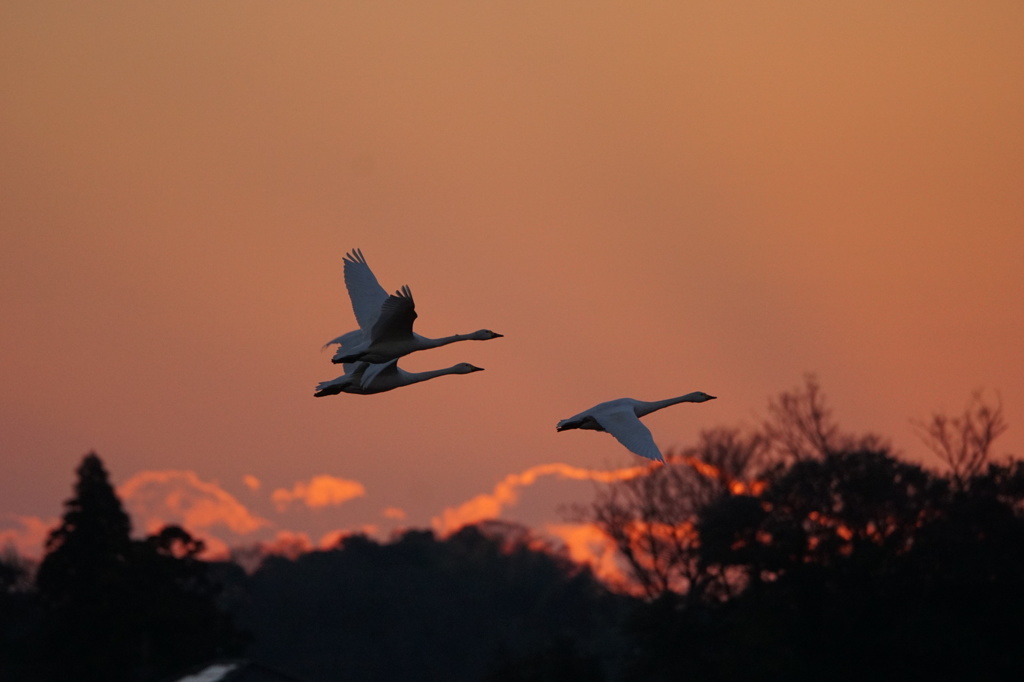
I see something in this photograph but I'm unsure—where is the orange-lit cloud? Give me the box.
[433,462,650,535]
[318,529,350,549]
[259,530,315,559]
[118,470,271,536]
[243,475,261,492]
[318,525,380,548]
[271,475,366,512]
[196,534,232,561]
[254,527,381,557]
[537,458,768,595]
[0,514,57,559]
[382,506,407,520]
[677,455,767,496]
[544,522,631,590]
[566,519,700,596]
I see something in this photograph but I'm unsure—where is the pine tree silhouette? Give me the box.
[34,452,243,681]
[36,452,137,681]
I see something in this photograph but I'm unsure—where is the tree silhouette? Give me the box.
[572,427,764,601]
[4,385,1020,681]
[35,452,138,681]
[762,374,888,462]
[689,449,1024,681]
[128,525,246,677]
[229,524,626,682]
[700,450,940,580]
[482,635,608,682]
[913,390,1008,489]
[578,380,1024,680]
[574,376,862,600]
[0,550,40,679]
[33,453,242,681]
[37,453,133,598]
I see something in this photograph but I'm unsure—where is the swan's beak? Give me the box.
[707,395,717,400]
[468,365,485,372]
[492,332,504,338]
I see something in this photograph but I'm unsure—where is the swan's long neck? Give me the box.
[420,333,474,350]
[636,392,708,417]
[405,364,465,385]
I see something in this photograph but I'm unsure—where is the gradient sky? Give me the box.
[2,1,1022,560]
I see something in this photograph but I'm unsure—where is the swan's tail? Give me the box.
[333,350,364,364]
[556,418,577,431]
[314,377,347,397]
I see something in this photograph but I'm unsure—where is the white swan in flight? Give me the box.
[314,359,484,397]
[556,392,717,462]
[324,249,502,365]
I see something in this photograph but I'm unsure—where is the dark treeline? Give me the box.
[2,378,1023,681]
[219,523,627,682]
[573,378,1024,681]
[0,454,626,682]
[0,454,244,681]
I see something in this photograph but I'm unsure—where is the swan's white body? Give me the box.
[557,392,717,462]
[324,249,501,365]
[314,359,484,397]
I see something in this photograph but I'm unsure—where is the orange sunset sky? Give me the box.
[2,1,1023,561]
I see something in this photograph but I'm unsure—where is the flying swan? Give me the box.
[324,249,502,365]
[314,359,484,397]
[556,392,717,462]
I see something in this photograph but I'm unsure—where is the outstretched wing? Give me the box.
[369,285,417,344]
[592,407,665,462]
[359,359,400,390]
[343,249,389,333]
[325,328,366,355]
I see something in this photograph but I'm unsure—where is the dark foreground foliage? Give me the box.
[3,383,1023,681]
[627,452,1024,682]
[1,454,245,681]
[574,379,1024,681]
[219,524,626,682]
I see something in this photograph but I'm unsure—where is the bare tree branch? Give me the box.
[913,390,1007,489]
[763,374,888,463]
[572,427,767,601]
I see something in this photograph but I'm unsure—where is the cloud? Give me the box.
[195,534,232,561]
[319,525,380,547]
[318,529,351,549]
[544,520,700,596]
[256,527,380,558]
[118,470,271,536]
[271,475,366,512]
[382,506,407,520]
[432,462,650,535]
[243,474,261,491]
[0,514,57,559]
[544,522,630,589]
[258,530,315,559]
